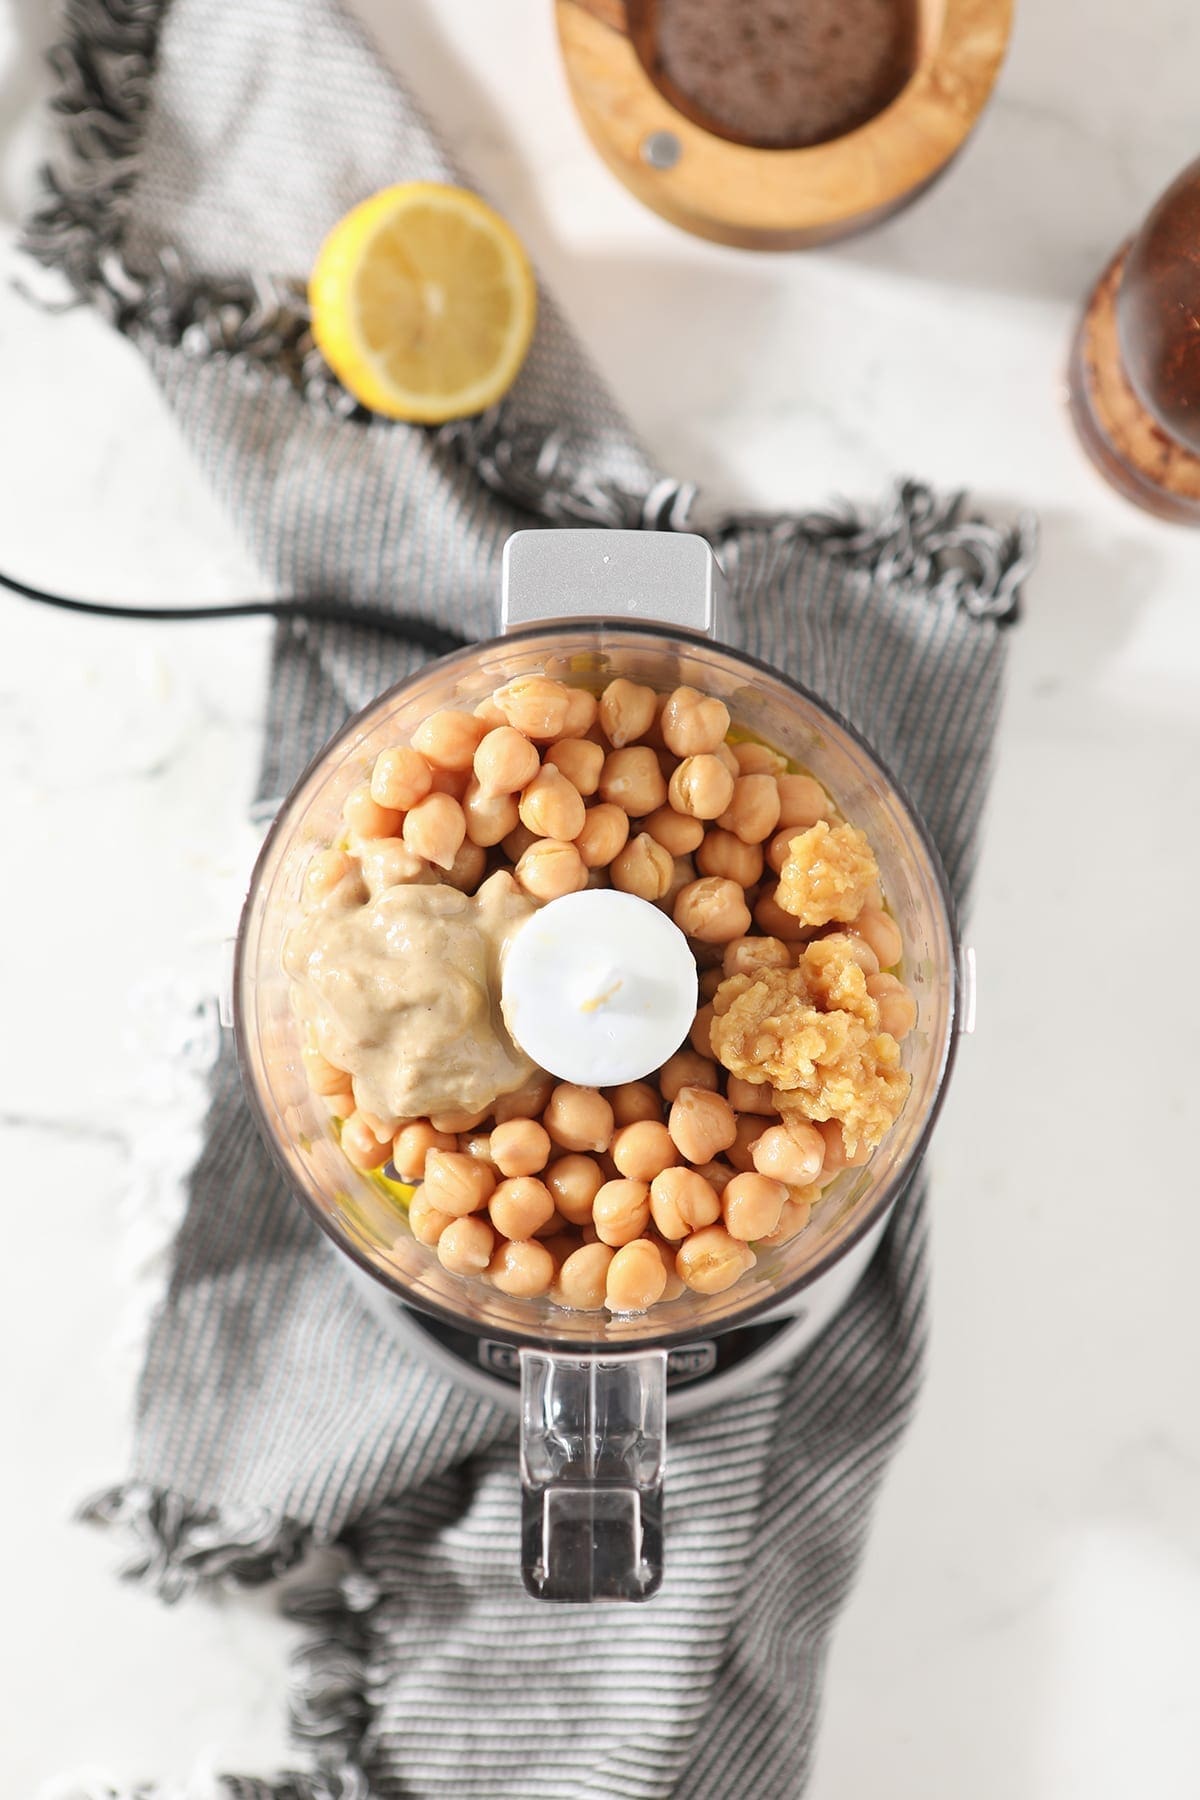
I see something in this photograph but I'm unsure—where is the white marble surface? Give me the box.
[4,0,1200,1795]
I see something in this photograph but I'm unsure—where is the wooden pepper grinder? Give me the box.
[1069,157,1200,523]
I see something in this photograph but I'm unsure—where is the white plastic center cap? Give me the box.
[501,889,698,1088]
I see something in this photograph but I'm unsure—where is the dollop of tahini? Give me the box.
[284,869,537,1121]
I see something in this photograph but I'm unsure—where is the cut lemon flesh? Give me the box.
[309,183,537,423]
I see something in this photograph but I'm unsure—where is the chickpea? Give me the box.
[409,1190,456,1247]
[815,1118,872,1174]
[715,743,740,777]
[544,1084,615,1154]
[721,936,790,981]
[540,1232,580,1266]
[611,1120,677,1182]
[436,1214,495,1276]
[776,773,832,829]
[676,1226,755,1295]
[488,1238,555,1297]
[719,773,782,846]
[444,838,486,893]
[726,1075,778,1116]
[349,1097,401,1144]
[673,877,753,945]
[766,827,803,876]
[401,793,466,870]
[304,847,354,906]
[753,884,806,941]
[473,695,508,730]
[818,932,880,977]
[723,1172,788,1241]
[668,754,736,822]
[370,746,434,812]
[494,676,572,741]
[461,1132,499,1170]
[598,677,658,748]
[518,765,587,841]
[502,822,538,863]
[694,1159,734,1196]
[699,966,724,1002]
[323,1084,356,1119]
[660,685,731,758]
[851,905,903,970]
[355,837,427,892]
[489,1176,556,1240]
[560,686,599,739]
[727,1113,770,1173]
[392,1121,458,1181]
[648,1166,722,1239]
[696,830,764,887]
[515,838,588,901]
[490,1118,552,1178]
[759,1196,814,1248]
[462,777,520,848]
[642,806,706,856]
[340,1112,394,1170]
[552,1241,614,1310]
[429,767,471,801]
[592,1179,652,1247]
[866,971,918,1039]
[472,725,541,797]
[493,1074,555,1125]
[658,856,695,914]
[659,1049,719,1102]
[422,1149,496,1217]
[750,1119,824,1190]
[429,1104,491,1133]
[669,1086,737,1163]
[690,1003,715,1058]
[646,1236,687,1301]
[609,1081,662,1127]
[610,832,674,901]
[412,709,487,773]
[605,1238,668,1313]
[545,1153,606,1224]
[302,1047,349,1096]
[343,784,402,841]
[575,803,630,869]
[599,746,668,817]
[545,737,604,796]
[733,741,787,778]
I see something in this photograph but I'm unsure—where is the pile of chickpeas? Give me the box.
[296,670,917,1315]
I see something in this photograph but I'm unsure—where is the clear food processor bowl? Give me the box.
[235,604,959,1600]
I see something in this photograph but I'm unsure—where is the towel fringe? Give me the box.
[79,1482,310,1603]
[716,480,1038,625]
[37,1764,367,1800]
[282,1576,380,1775]
[72,1485,373,1799]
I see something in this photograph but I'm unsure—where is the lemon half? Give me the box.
[310,182,537,423]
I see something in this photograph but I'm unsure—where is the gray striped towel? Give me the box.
[24,2,1034,1796]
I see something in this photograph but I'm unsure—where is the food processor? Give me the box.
[234,528,967,1601]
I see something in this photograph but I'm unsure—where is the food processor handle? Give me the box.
[519,1348,668,1601]
[501,528,724,637]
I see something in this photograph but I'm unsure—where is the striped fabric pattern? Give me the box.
[24,3,1031,1795]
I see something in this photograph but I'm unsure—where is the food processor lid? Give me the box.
[502,527,725,636]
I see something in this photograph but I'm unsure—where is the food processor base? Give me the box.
[343,1209,890,1421]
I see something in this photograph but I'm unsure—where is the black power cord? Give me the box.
[0,567,471,655]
